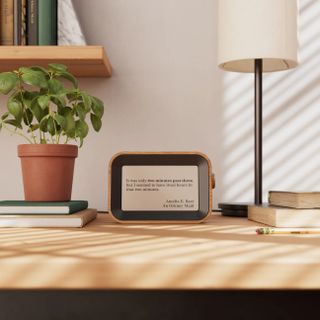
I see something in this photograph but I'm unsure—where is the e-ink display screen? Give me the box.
[121,166,199,211]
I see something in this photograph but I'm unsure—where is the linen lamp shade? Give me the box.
[218,0,299,73]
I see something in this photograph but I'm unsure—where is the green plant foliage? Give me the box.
[0,64,104,146]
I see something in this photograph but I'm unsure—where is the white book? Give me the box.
[0,209,97,228]
[248,205,320,227]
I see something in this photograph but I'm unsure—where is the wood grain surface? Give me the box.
[0,46,112,77]
[0,213,319,289]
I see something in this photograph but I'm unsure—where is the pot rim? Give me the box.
[18,144,78,158]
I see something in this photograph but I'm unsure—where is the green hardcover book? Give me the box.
[0,200,88,214]
[27,0,38,44]
[38,0,57,45]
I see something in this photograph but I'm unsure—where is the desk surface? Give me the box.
[0,213,320,289]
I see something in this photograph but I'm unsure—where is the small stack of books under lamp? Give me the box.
[249,191,320,228]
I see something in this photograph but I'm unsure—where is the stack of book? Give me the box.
[248,191,320,227]
[0,0,57,45]
[0,200,97,227]
[0,0,86,46]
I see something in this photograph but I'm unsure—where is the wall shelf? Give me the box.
[0,46,112,77]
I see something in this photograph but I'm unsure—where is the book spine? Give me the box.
[38,0,57,45]
[27,0,38,44]
[0,0,14,45]
[13,0,21,45]
[68,201,89,214]
[20,0,26,45]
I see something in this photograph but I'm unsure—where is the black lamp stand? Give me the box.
[219,59,263,216]
[254,58,263,205]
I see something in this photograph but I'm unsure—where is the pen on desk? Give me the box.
[256,227,320,235]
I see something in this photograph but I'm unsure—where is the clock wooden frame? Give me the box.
[108,152,214,223]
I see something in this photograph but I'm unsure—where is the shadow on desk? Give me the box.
[0,290,318,320]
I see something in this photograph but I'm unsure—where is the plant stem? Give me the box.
[1,123,33,143]
[52,115,59,144]
[18,80,38,144]
[40,131,46,144]
[57,132,61,144]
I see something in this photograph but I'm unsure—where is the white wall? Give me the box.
[0,0,319,211]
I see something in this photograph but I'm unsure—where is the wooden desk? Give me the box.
[0,213,320,289]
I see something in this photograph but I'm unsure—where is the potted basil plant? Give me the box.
[0,64,104,201]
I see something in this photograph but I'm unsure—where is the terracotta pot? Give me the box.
[18,144,78,202]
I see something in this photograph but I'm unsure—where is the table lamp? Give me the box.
[217,0,299,216]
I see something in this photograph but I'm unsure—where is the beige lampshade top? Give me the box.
[218,0,299,73]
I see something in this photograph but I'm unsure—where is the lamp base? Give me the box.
[218,203,252,217]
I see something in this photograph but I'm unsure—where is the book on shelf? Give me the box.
[248,205,320,228]
[269,190,320,209]
[13,0,21,45]
[0,200,88,214]
[38,0,57,45]
[0,0,14,45]
[0,0,24,45]
[27,0,37,44]
[21,0,26,45]
[1,0,85,46]
[0,208,97,227]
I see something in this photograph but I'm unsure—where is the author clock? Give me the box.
[109,152,214,223]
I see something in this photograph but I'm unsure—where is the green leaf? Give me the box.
[81,93,91,111]
[21,69,47,88]
[1,112,9,120]
[7,99,23,121]
[30,66,49,74]
[38,95,50,110]
[48,63,68,73]
[75,103,86,121]
[4,118,22,129]
[58,71,78,88]
[27,124,39,132]
[50,94,66,109]
[48,78,64,94]
[60,106,72,116]
[79,138,84,147]
[39,88,47,95]
[67,127,76,139]
[23,108,33,125]
[66,89,80,101]
[75,120,89,139]
[90,96,104,118]
[18,67,33,73]
[39,117,49,132]
[90,113,102,132]
[30,99,47,122]
[61,108,75,134]
[65,115,75,134]
[22,91,39,108]
[0,72,18,94]
[47,117,56,135]
[54,113,65,127]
